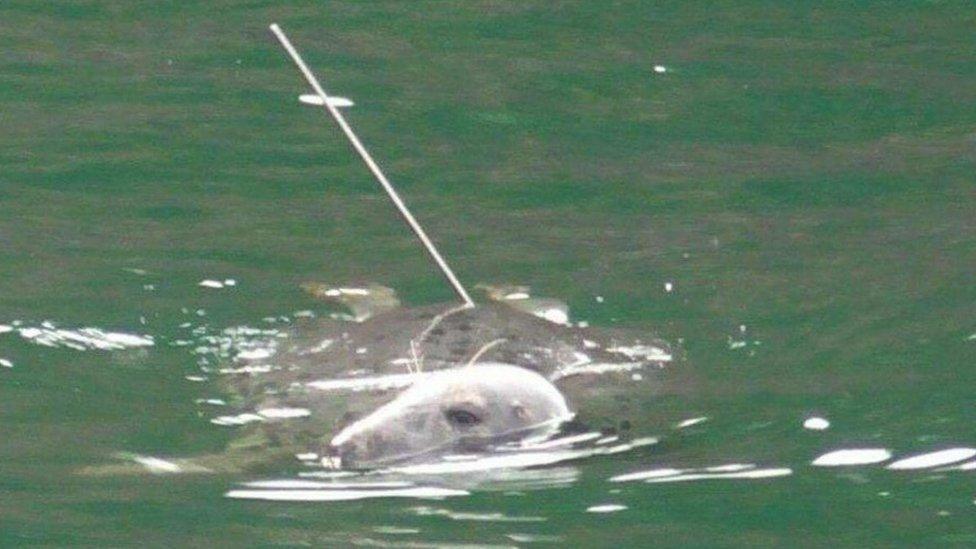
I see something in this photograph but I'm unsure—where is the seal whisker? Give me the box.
[408,303,471,373]
[409,339,423,374]
[466,338,508,367]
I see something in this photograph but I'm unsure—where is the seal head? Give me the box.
[328,363,572,469]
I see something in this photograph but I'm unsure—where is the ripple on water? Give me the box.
[811,449,893,467]
[675,416,708,429]
[610,463,792,484]
[11,322,154,351]
[803,417,830,430]
[372,526,421,535]
[224,434,657,502]
[586,504,627,513]
[506,533,563,543]
[886,448,976,470]
[411,506,546,523]
[225,486,469,502]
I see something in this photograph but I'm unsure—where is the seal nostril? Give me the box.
[325,440,359,466]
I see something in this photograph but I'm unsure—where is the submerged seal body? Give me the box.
[210,284,672,471]
[79,284,675,476]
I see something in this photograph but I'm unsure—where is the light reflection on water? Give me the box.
[2,320,154,351]
[7,312,976,507]
[224,433,656,502]
[4,279,975,549]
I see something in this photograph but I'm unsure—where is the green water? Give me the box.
[2,1,975,546]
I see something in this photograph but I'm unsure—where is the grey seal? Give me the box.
[328,363,573,469]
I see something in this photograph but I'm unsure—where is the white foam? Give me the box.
[803,417,830,430]
[586,504,627,513]
[886,448,976,470]
[811,448,892,466]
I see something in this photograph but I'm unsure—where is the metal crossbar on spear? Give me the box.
[269,23,475,308]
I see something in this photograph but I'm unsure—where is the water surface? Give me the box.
[2,1,975,546]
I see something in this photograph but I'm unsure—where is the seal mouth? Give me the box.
[320,452,343,470]
[325,437,453,471]
[325,413,575,471]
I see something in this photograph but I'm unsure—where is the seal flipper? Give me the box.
[301,282,401,321]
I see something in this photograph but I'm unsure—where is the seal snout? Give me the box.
[327,431,388,470]
[325,440,349,468]
[326,438,362,469]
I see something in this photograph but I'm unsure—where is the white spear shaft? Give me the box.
[269,23,475,308]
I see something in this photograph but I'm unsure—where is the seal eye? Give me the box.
[445,408,481,426]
